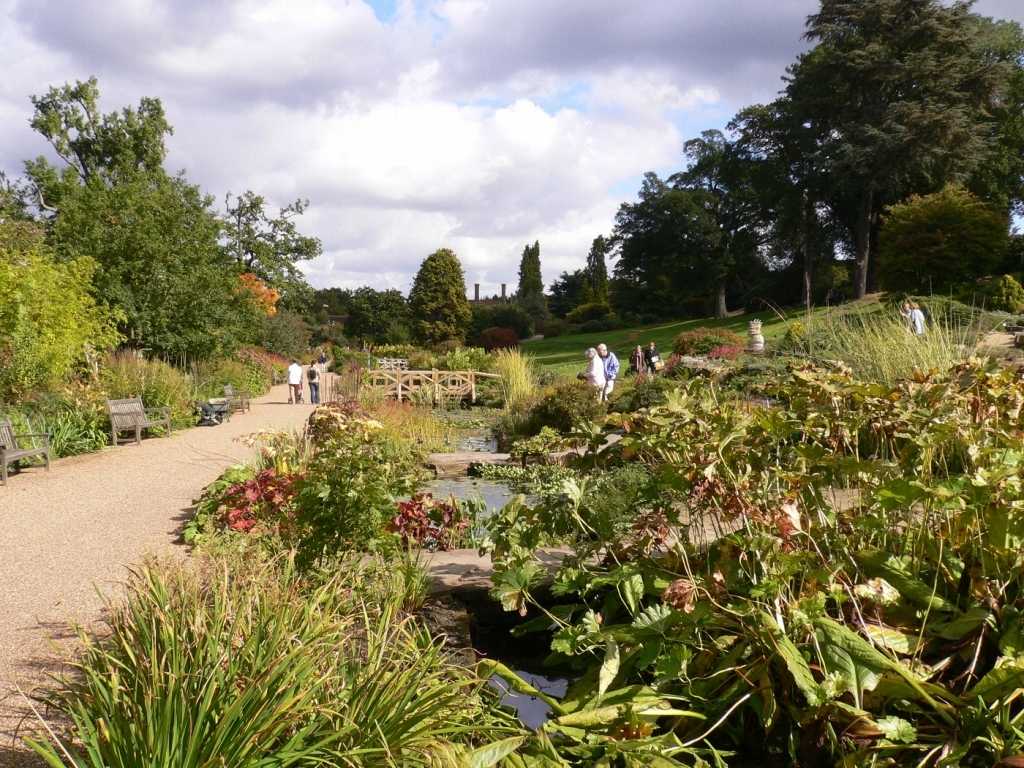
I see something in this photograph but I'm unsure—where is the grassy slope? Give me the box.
[522,309,795,375]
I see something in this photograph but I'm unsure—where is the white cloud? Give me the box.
[3,0,1023,293]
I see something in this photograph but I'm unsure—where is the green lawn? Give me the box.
[523,309,795,375]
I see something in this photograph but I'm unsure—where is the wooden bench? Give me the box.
[223,384,250,414]
[106,398,172,446]
[0,419,50,485]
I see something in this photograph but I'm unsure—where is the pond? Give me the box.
[419,476,517,514]
[456,430,498,453]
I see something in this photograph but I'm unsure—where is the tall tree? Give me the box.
[583,236,610,304]
[612,173,722,318]
[408,248,472,345]
[787,0,1016,298]
[24,77,172,212]
[516,240,547,317]
[222,190,321,309]
[673,130,763,318]
[345,287,411,346]
[548,269,588,318]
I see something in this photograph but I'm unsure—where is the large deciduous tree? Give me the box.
[787,0,1018,298]
[345,287,411,346]
[222,190,321,310]
[408,248,472,345]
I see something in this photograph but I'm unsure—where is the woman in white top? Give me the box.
[584,347,606,397]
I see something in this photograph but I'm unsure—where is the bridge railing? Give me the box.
[365,369,501,404]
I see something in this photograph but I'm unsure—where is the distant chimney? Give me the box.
[501,283,507,299]
[474,283,480,302]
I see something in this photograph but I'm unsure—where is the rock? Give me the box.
[426,451,511,477]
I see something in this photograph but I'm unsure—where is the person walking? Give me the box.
[583,347,606,398]
[630,345,645,376]
[909,302,926,336]
[643,342,662,374]
[597,343,619,401]
[307,364,320,404]
[287,360,303,404]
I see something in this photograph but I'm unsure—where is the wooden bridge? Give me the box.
[365,369,500,404]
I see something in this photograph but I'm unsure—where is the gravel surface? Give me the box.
[0,384,316,764]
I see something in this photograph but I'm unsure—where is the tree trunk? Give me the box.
[853,188,874,300]
[715,282,728,319]
[802,191,815,311]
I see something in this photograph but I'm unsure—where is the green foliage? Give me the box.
[565,301,615,326]
[343,287,411,345]
[610,374,679,413]
[440,346,491,373]
[523,380,605,435]
[958,273,1024,313]
[470,302,534,341]
[879,185,1009,293]
[672,326,744,356]
[51,170,260,360]
[293,409,422,567]
[100,352,195,427]
[2,392,109,459]
[30,554,521,767]
[515,240,547,318]
[583,235,610,304]
[0,223,121,400]
[222,190,321,308]
[408,248,472,345]
[258,309,311,360]
[486,361,1024,764]
[192,356,271,400]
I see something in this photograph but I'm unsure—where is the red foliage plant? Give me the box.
[220,468,300,534]
[479,326,519,351]
[707,345,742,361]
[389,493,469,551]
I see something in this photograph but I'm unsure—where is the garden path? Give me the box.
[0,382,317,765]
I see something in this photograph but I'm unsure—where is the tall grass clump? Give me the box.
[794,305,985,385]
[100,351,194,427]
[29,555,521,767]
[369,400,455,452]
[491,348,536,410]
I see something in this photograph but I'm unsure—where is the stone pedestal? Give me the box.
[748,319,765,353]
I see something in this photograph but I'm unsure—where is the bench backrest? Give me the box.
[107,397,147,429]
[0,420,19,451]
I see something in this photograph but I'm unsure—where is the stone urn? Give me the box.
[748,319,765,353]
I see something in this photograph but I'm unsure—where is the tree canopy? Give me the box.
[408,248,472,345]
[516,240,547,318]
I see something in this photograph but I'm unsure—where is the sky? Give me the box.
[2,0,1023,295]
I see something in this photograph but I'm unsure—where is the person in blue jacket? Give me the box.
[597,343,619,402]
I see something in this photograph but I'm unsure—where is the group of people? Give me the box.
[286,350,329,405]
[581,341,662,401]
[900,300,927,336]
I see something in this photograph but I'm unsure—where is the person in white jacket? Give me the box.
[584,347,606,398]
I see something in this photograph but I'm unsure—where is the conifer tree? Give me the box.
[516,240,547,318]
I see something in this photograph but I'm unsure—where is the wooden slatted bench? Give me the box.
[0,419,50,485]
[106,398,172,446]
[223,384,250,414]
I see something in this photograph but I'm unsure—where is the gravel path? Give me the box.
[0,383,316,763]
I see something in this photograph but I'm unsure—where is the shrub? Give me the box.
[13,394,109,457]
[524,379,605,435]
[440,346,491,372]
[0,222,121,400]
[294,411,422,566]
[879,184,1008,293]
[957,274,1024,314]
[389,493,472,551]
[707,344,742,361]
[565,301,615,325]
[218,468,301,535]
[192,356,271,400]
[100,352,194,427]
[538,318,568,337]
[610,375,679,413]
[673,326,744,357]
[236,346,289,385]
[408,248,472,345]
[470,303,534,340]
[479,326,520,351]
[259,310,311,359]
